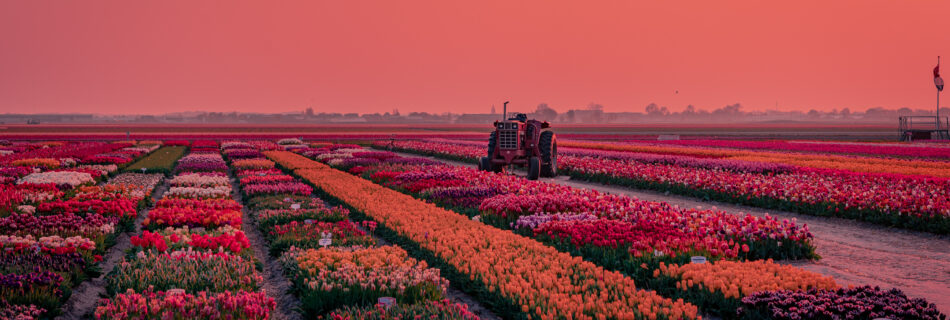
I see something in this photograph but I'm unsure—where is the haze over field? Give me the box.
[1,1,948,116]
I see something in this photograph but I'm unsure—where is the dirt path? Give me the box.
[400,152,950,313]
[56,182,167,320]
[230,178,304,320]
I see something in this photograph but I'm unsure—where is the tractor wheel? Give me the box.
[487,131,497,157]
[478,157,491,172]
[539,131,557,177]
[527,157,541,180]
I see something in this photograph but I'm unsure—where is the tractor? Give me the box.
[477,101,557,180]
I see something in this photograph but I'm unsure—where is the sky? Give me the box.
[0,0,948,115]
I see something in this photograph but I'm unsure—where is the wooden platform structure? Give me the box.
[899,116,950,141]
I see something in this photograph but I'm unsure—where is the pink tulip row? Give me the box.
[95,288,276,320]
[381,139,950,233]
[1,142,132,165]
[368,163,814,260]
[559,155,950,220]
[243,182,312,197]
[176,152,229,172]
[377,140,484,161]
[638,139,950,159]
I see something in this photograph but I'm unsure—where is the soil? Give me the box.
[405,152,950,313]
[230,178,304,320]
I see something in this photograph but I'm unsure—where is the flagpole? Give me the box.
[938,56,941,131]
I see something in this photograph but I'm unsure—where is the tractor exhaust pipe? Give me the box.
[503,101,509,121]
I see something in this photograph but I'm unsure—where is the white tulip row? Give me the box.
[169,173,231,187]
[17,171,95,187]
[165,185,233,199]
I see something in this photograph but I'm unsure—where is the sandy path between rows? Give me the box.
[401,152,950,313]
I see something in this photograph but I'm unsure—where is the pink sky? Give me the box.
[1,1,948,115]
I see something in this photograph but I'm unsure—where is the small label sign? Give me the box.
[378,297,396,308]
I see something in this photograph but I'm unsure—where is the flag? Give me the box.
[937,63,944,91]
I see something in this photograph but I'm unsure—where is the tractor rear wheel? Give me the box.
[487,131,497,157]
[539,131,557,177]
[527,157,541,180]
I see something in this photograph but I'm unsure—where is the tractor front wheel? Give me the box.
[539,131,557,177]
[527,157,541,180]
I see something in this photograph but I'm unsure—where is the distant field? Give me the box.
[0,123,901,141]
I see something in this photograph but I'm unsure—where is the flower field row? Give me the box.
[176,152,229,173]
[381,139,950,234]
[316,145,946,319]
[229,142,479,319]
[0,141,163,318]
[557,155,950,233]
[1,141,165,191]
[561,140,950,178]
[96,149,276,319]
[638,139,950,160]
[1,141,143,166]
[369,141,815,261]
[267,150,702,320]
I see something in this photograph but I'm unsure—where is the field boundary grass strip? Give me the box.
[122,146,188,176]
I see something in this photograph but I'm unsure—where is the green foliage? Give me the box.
[123,146,187,176]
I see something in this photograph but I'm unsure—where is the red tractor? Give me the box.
[477,101,557,180]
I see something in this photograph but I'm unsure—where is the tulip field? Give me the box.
[379,139,950,234]
[0,137,947,319]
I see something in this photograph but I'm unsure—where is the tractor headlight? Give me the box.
[498,124,504,130]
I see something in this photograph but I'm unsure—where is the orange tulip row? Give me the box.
[265,151,700,320]
[655,259,838,299]
[561,141,950,177]
[727,155,950,177]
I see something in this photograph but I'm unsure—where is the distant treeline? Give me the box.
[2,103,947,124]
